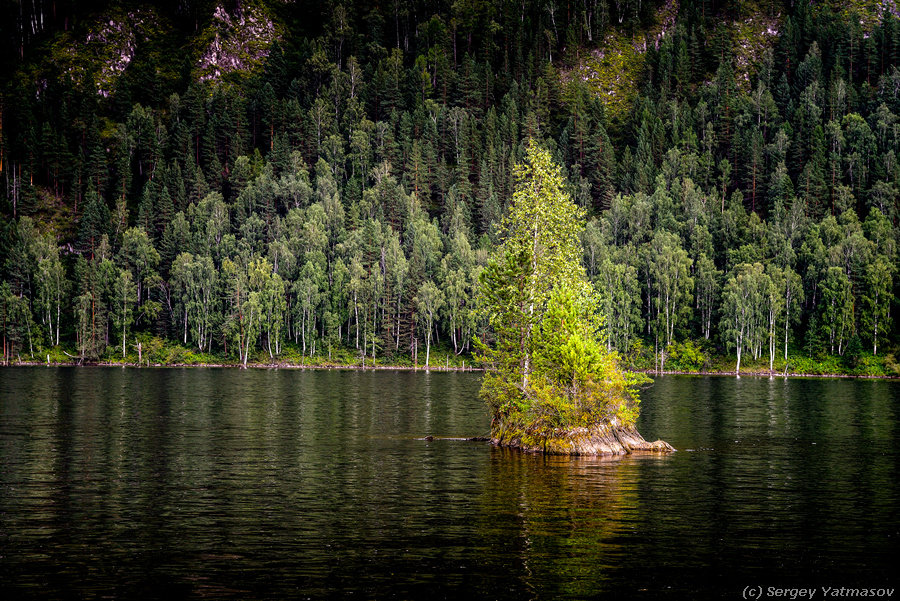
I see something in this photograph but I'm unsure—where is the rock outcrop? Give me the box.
[491,422,674,456]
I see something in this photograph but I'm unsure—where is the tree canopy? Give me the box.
[0,0,898,375]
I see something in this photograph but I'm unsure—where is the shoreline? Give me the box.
[2,360,899,379]
[1,359,482,372]
[634,368,900,380]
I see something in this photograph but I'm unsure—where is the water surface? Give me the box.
[0,368,897,599]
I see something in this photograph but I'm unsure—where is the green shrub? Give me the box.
[666,340,707,372]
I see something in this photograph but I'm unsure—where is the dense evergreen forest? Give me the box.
[0,0,898,374]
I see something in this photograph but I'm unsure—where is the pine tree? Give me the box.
[78,185,111,258]
[476,141,645,439]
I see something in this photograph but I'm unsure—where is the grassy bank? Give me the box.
[4,337,899,379]
[623,339,900,378]
[3,337,480,372]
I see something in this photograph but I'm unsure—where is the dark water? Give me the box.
[0,368,897,599]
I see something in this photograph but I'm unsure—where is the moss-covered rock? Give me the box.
[561,0,678,121]
[731,11,782,90]
[491,421,674,456]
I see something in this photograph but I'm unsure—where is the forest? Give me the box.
[0,0,898,375]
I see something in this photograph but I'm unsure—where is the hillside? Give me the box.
[1,0,898,375]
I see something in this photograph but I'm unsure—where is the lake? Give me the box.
[0,368,897,599]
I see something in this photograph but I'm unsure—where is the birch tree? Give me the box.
[110,268,137,358]
[414,279,444,368]
[721,263,766,374]
[860,256,893,355]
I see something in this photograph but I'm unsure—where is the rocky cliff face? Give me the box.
[197,2,280,83]
[30,2,281,96]
[41,8,157,98]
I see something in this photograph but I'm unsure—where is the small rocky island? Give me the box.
[476,142,673,456]
[491,422,675,455]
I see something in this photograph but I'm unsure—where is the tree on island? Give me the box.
[476,141,671,455]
